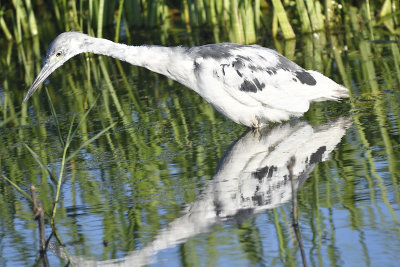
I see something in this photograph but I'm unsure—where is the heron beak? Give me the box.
[22,62,57,104]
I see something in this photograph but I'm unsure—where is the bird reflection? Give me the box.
[69,117,351,266]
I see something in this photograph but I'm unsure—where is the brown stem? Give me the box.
[287,156,308,267]
[30,185,49,267]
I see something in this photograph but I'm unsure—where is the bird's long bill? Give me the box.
[22,63,55,104]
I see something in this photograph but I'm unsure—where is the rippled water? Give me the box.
[1,28,400,266]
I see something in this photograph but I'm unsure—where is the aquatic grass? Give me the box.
[97,56,154,154]
[333,15,400,223]
[296,0,312,33]
[0,10,12,40]
[65,121,116,162]
[271,0,296,39]
[114,0,125,42]
[310,165,324,267]
[1,174,68,265]
[1,0,399,42]
[305,0,324,32]
[377,1,400,34]
[19,91,116,231]
[50,113,76,226]
[365,0,374,39]
[359,41,399,222]
[272,208,296,266]
[240,0,256,43]
[324,0,333,28]
[43,97,117,244]
[24,144,58,184]
[45,88,64,147]
[1,174,33,202]
[11,0,22,43]
[0,111,21,127]
[2,5,400,264]
[50,0,61,29]
[230,0,245,43]
[24,0,38,36]
[69,0,81,31]
[288,156,307,267]
[97,0,105,37]
[254,0,260,30]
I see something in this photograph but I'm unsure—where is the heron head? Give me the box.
[22,32,89,104]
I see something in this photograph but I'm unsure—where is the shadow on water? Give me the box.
[46,117,351,266]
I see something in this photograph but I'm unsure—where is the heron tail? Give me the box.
[307,71,350,102]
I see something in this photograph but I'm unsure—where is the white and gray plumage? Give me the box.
[23,32,349,127]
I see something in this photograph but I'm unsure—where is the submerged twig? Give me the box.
[30,185,49,267]
[288,156,308,267]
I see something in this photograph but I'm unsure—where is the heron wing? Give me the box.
[205,45,315,113]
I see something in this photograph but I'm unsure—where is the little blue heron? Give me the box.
[23,32,349,128]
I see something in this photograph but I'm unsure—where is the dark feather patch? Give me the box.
[249,65,263,72]
[221,64,228,76]
[253,78,265,91]
[240,80,257,93]
[189,43,242,59]
[277,54,302,71]
[232,58,245,69]
[310,146,326,164]
[236,55,252,62]
[194,60,200,72]
[295,71,317,85]
[253,165,277,180]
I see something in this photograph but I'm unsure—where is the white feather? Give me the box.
[24,34,349,128]
[188,44,349,127]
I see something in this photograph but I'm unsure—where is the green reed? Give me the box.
[1,0,398,42]
[271,0,296,39]
[2,78,115,264]
[1,1,400,264]
[0,9,12,40]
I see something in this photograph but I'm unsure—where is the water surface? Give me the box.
[1,28,400,266]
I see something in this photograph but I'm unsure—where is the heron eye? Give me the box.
[56,52,62,57]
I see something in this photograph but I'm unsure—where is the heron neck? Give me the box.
[85,37,195,88]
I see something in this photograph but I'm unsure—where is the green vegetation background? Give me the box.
[1,0,399,43]
[0,0,399,266]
